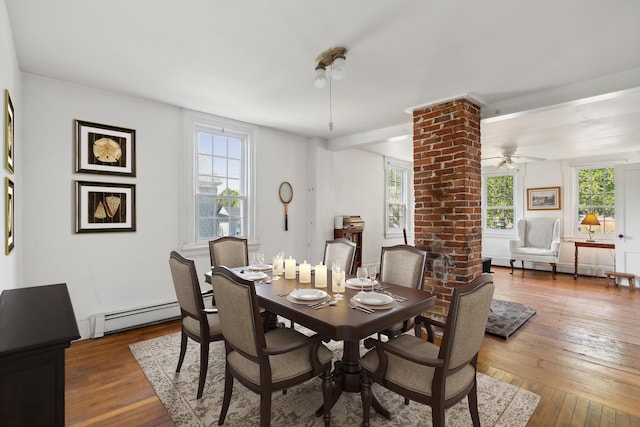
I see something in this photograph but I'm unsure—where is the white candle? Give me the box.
[299,261,311,283]
[284,257,296,279]
[315,263,327,288]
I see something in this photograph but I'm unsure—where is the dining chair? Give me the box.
[210,266,333,427]
[168,251,223,399]
[377,244,427,340]
[323,238,357,275]
[359,273,495,427]
[209,236,249,269]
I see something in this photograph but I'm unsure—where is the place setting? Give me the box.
[286,288,331,306]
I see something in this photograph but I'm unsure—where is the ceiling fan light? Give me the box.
[313,66,327,88]
[504,159,517,169]
[330,56,347,80]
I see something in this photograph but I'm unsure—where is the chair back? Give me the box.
[169,251,205,319]
[517,217,560,249]
[439,273,495,371]
[379,244,427,289]
[323,238,357,274]
[210,266,264,358]
[209,236,249,268]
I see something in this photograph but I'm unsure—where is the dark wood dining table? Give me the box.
[205,269,436,419]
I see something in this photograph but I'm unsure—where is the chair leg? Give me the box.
[551,263,557,280]
[360,373,372,427]
[197,340,209,399]
[260,388,272,427]
[468,378,481,427]
[322,368,332,427]
[509,259,515,275]
[218,366,234,425]
[432,400,445,427]
[176,330,188,372]
[404,397,409,405]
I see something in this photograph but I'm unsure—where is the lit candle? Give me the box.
[299,260,311,283]
[284,257,296,279]
[315,263,327,288]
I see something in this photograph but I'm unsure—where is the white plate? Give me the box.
[235,271,268,281]
[249,264,272,271]
[353,292,393,306]
[345,278,378,289]
[290,289,327,301]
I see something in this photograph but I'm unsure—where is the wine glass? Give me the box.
[356,266,368,296]
[368,266,378,293]
[332,266,345,300]
[271,254,282,280]
[256,252,265,269]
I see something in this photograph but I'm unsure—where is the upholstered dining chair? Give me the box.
[209,236,249,269]
[509,217,560,279]
[168,251,223,399]
[359,273,495,427]
[377,244,427,340]
[210,266,333,427]
[323,238,357,274]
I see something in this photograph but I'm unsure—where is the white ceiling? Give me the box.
[5,0,640,164]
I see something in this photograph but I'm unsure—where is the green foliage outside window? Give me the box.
[387,168,406,230]
[485,175,514,230]
[577,167,615,235]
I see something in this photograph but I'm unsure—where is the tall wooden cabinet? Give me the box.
[0,283,79,426]
[334,227,363,273]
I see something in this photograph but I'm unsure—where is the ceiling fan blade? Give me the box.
[512,155,546,161]
[481,155,505,161]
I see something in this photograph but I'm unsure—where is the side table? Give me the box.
[574,241,615,279]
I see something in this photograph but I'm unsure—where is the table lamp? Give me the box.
[581,213,600,242]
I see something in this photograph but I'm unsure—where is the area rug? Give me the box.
[130,332,539,426]
[486,299,537,340]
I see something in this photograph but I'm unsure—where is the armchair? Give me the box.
[509,217,560,279]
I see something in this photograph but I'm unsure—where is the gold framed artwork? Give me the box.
[75,181,136,233]
[5,178,14,254]
[75,120,136,176]
[5,90,14,174]
[527,186,561,210]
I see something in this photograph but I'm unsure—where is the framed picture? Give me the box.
[75,181,136,233]
[527,186,561,210]
[75,120,136,176]
[5,90,14,174]
[5,178,14,254]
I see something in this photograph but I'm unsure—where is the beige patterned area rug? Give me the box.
[130,332,539,426]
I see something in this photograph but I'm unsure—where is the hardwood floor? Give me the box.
[65,267,640,426]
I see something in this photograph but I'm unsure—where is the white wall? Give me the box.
[0,0,20,292]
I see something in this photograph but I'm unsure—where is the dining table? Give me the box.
[205,266,436,419]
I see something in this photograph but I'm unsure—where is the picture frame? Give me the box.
[5,89,14,174]
[75,181,136,233]
[5,178,14,254]
[527,186,561,210]
[75,120,136,176]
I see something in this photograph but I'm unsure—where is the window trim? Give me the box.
[571,162,617,241]
[482,167,520,237]
[384,157,412,239]
[181,110,257,254]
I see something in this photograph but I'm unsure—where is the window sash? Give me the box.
[483,172,516,232]
[575,166,615,238]
[385,159,410,236]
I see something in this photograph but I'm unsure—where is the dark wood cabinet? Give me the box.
[0,283,79,426]
[334,227,363,273]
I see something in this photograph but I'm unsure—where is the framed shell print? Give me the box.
[75,181,136,233]
[75,120,136,176]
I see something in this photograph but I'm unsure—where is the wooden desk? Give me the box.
[0,284,80,426]
[574,241,615,279]
[206,270,435,418]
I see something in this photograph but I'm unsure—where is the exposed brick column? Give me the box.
[413,98,482,318]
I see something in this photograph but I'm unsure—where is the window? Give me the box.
[183,111,255,249]
[385,158,410,237]
[484,173,515,230]
[576,166,615,238]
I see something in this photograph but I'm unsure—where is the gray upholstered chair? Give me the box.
[168,251,223,399]
[377,244,427,340]
[509,217,560,279]
[360,273,495,427]
[209,236,249,269]
[323,238,357,275]
[211,266,333,427]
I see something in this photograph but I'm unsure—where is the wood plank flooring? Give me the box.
[65,267,640,426]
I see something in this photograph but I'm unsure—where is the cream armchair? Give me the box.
[510,217,560,279]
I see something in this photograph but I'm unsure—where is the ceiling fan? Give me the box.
[482,147,545,169]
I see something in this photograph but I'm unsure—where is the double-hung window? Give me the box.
[575,166,615,239]
[385,158,411,237]
[483,172,515,231]
[184,111,255,249]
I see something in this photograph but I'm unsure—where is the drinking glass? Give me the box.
[356,266,368,295]
[256,252,265,268]
[272,253,283,280]
[368,266,378,292]
[332,265,345,300]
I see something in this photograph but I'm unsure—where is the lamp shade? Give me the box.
[330,56,347,80]
[581,213,600,226]
[313,67,327,88]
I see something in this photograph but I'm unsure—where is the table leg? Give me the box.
[315,340,390,419]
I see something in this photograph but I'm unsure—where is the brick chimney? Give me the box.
[412,98,483,317]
